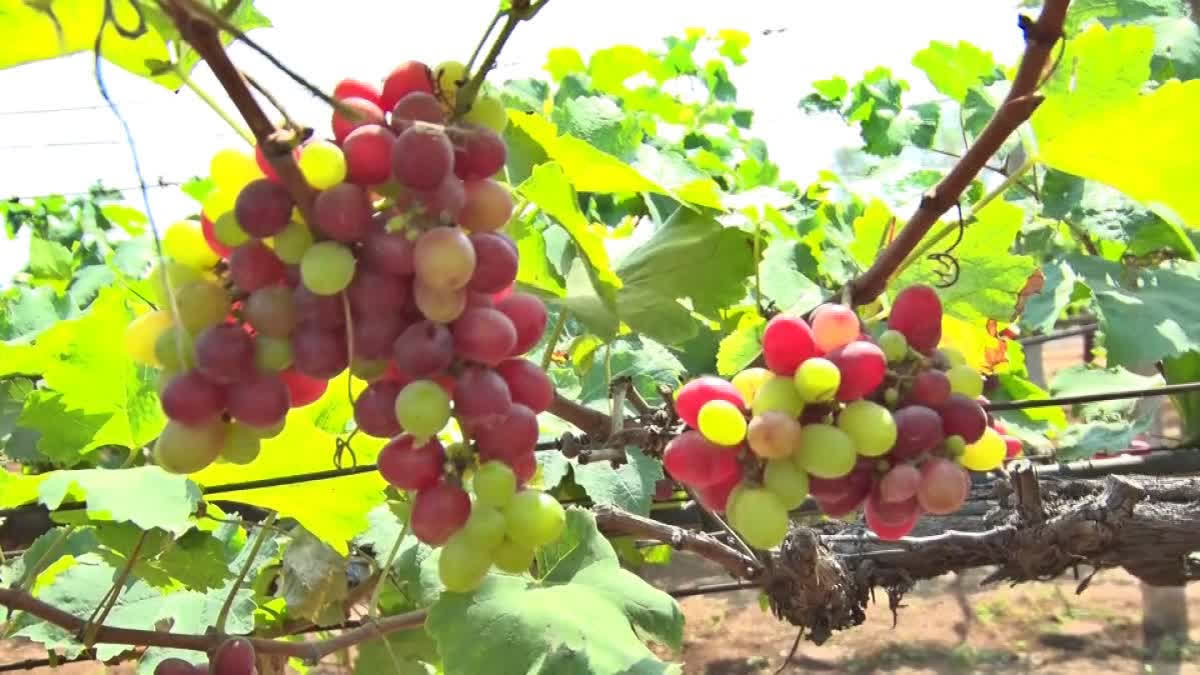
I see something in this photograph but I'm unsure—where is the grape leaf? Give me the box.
[1050,364,1165,419]
[847,199,895,270]
[571,446,663,516]
[353,630,440,675]
[1162,351,1200,439]
[716,313,765,377]
[759,239,824,313]
[518,163,621,291]
[36,466,200,535]
[509,216,567,297]
[1055,415,1155,460]
[911,40,1002,103]
[1021,261,1080,334]
[354,505,443,612]
[552,95,642,158]
[0,285,78,341]
[556,260,619,340]
[537,449,572,491]
[279,527,348,626]
[426,509,683,675]
[28,237,74,281]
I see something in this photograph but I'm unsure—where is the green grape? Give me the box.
[246,417,286,439]
[154,420,225,474]
[878,329,909,363]
[794,424,857,479]
[837,400,897,457]
[474,461,517,509]
[210,148,262,191]
[300,241,356,295]
[751,375,804,417]
[254,336,294,372]
[696,399,747,446]
[730,367,772,405]
[154,323,196,371]
[271,220,314,264]
[445,442,471,461]
[202,187,237,222]
[793,357,841,403]
[947,364,983,397]
[221,423,262,465]
[213,212,251,248]
[436,60,467,105]
[124,309,173,367]
[726,487,788,549]
[959,427,1005,471]
[350,357,389,380]
[465,93,508,132]
[491,538,534,574]
[164,220,219,269]
[462,504,506,551]
[763,459,809,509]
[394,379,451,440]
[944,434,967,457]
[149,261,205,307]
[504,490,565,548]
[176,280,232,333]
[438,532,491,593]
[940,347,968,369]
[724,482,750,522]
[298,140,347,190]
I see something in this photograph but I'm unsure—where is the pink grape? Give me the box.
[153,657,203,675]
[916,457,969,514]
[227,371,290,427]
[474,403,538,461]
[234,179,293,237]
[495,358,553,413]
[939,394,988,444]
[888,285,943,354]
[348,268,409,315]
[333,77,381,106]
[313,182,372,242]
[229,240,286,292]
[865,491,921,540]
[466,290,495,308]
[457,179,513,232]
[292,285,346,328]
[452,307,517,365]
[353,315,405,359]
[364,229,416,277]
[195,324,256,384]
[291,325,349,379]
[244,285,297,338]
[467,233,518,294]
[211,638,256,675]
[452,125,507,180]
[410,481,470,545]
[413,226,476,290]
[661,430,741,488]
[695,471,743,513]
[354,380,403,438]
[419,175,466,221]
[810,304,860,353]
[827,340,886,401]
[280,369,327,407]
[378,435,446,491]
[495,292,547,356]
[908,369,951,407]
[1003,435,1023,459]
[390,91,446,133]
[331,96,385,144]
[160,371,226,426]
[412,278,467,322]
[890,405,945,460]
[381,61,435,113]
[343,124,396,185]
[453,365,511,424]
[812,470,872,517]
[508,449,537,485]
[761,315,817,376]
[878,463,921,503]
[393,125,454,190]
[674,376,745,429]
[393,320,455,377]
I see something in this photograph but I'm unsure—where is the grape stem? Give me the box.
[215,511,277,634]
[366,520,410,620]
[539,309,569,371]
[173,63,256,145]
[453,0,551,119]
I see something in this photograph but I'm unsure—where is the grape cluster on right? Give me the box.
[664,284,1023,547]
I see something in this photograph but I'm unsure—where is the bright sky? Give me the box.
[0,0,1022,239]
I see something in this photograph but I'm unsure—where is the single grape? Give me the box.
[795,424,857,479]
[453,366,512,425]
[393,124,454,190]
[414,226,477,291]
[492,538,534,574]
[229,240,286,292]
[413,278,467,322]
[1003,435,1023,459]
[452,125,507,181]
[124,309,173,367]
[210,147,262,191]
[235,178,293,237]
[280,368,328,407]
[457,179,513,232]
[837,400,896,457]
[727,487,789,549]
[155,323,196,371]
[163,220,219,270]
[827,341,886,401]
[878,329,909,363]
[381,61,435,112]
[494,358,554,414]
[939,394,987,444]
[947,364,983,397]
[890,405,945,459]
[378,435,446,490]
[293,283,347,327]
[334,77,382,106]
[154,420,226,474]
[938,347,968,369]
[330,98,384,146]
[696,399,747,446]
[300,241,357,295]
[227,371,290,427]
[761,315,817,376]
[474,460,517,509]
[864,491,921,540]
[661,430,741,488]
[746,410,802,459]
[354,315,405,359]
[810,304,860,353]
[395,379,452,439]
[420,174,467,222]
[434,60,467,105]
[347,269,408,316]
[212,637,257,675]
[213,211,251,248]
[244,285,297,337]
[495,292,548,356]
[393,320,455,378]
[960,427,1006,471]
[729,367,772,406]
[763,459,809,509]
[245,416,285,439]
[461,503,506,551]
[675,376,746,428]
[792,357,840,404]
[194,324,255,384]
[221,423,262,465]
[811,469,873,517]
[945,434,967,457]
[161,370,227,426]
[153,657,202,675]
[467,233,519,294]
[507,449,537,485]
[465,92,508,132]
[438,532,492,593]
[271,220,314,264]
[351,356,390,380]
[149,261,205,308]
[473,403,538,460]
[879,463,920,503]
[888,285,943,354]
[291,325,349,379]
[390,91,446,132]
[504,490,565,547]
[174,280,231,333]
[313,182,372,242]
[343,124,396,186]
[908,369,951,408]
[364,228,416,277]
[751,375,804,417]
[694,471,743,513]
[202,186,237,223]
[917,457,970,514]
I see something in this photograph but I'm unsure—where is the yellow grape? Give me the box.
[940,347,968,368]
[202,187,237,221]
[209,148,262,191]
[163,220,219,269]
[298,140,347,190]
[124,310,173,367]
[492,538,535,574]
[148,261,205,307]
[696,399,747,446]
[959,427,1005,471]
[730,367,772,405]
[837,400,897,457]
[436,60,467,105]
[793,357,840,403]
[465,93,508,132]
[751,375,804,417]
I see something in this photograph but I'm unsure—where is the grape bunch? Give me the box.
[124,59,564,592]
[153,637,255,674]
[663,284,1024,546]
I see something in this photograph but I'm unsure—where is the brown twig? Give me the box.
[547,392,613,439]
[592,504,761,579]
[848,0,1069,305]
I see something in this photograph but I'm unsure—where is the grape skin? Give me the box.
[763,459,809,509]
[474,460,517,509]
[334,77,382,106]
[453,366,512,425]
[795,424,857,479]
[394,125,454,190]
[229,240,286,292]
[890,405,945,460]
[917,457,969,514]
[300,241,357,296]
[473,403,538,461]
[394,379,452,439]
[494,358,553,414]
[211,637,256,675]
[244,285,297,337]
[662,430,741,488]
[394,320,455,377]
[836,400,896,457]
[226,371,290,427]
[154,420,225,474]
[939,394,988,444]
[195,324,256,385]
[908,369,951,407]
[827,341,886,401]
[343,124,396,186]
[888,285,943,354]
[439,532,492,593]
[810,304,860,353]
[879,463,921,503]
[330,97,385,145]
[313,182,372,242]
[675,376,746,429]
[378,435,446,490]
[696,399,747,446]
[411,482,471,546]
[467,233,519,294]
[495,293,547,355]
[413,278,467,322]
[457,179,513,232]
[761,315,817,376]
[354,380,403,437]
[390,91,446,131]
[504,490,565,547]
[746,411,802,459]
[291,325,349,379]
[235,179,293,237]
[727,487,788,549]
[160,371,226,426]
[414,226,477,291]
[751,375,804,417]
[380,61,435,112]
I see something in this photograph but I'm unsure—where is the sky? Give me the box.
[0,0,1023,249]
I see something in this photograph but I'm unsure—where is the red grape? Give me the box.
[153,657,202,674]
[229,240,286,292]
[347,268,408,315]
[419,175,466,221]
[452,307,517,365]
[381,61,435,113]
[827,340,886,401]
[890,405,945,459]
[864,491,920,539]
[508,449,537,485]
[363,229,416,277]
[812,470,872,516]
[908,369,951,407]
[211,638,255,675]
[810,304,860,353]
[234,179,293,238]
[888,285,943,354]
[939,394,987,444]
[378,435,446,491]
[495,292,547,356]
[695,471,742,513]
[761,315,817,376]
[227,371,290,427]
[343,124,396,186]
[661,430,741,488]
[1003,435,1023,459]
[200,214,231,258]
[473,403,538,460]
[160,371,226,426]
[467,233,518,294]
[195,324,256,384]
[354,380,403,438]
[410,481,470,545]
[353,315,405,359]
[452,125,507,180]
[280,368,327,407]
[457,179,513,232]
[453,365,511,424]
[291,325,349,379]
[334,78,382,106]
[916,457,969,514]
[390,91,446,133]
[393,320,455,377]
[393,125,454,190]
[674,376,745,429]
[332,97,385,144]
[244,285,297,337]
[313,182,372,242]
[878,463,920,503]
[293,284,346,328]
[495,358,553,413]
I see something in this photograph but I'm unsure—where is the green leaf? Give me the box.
[1055,416,1154,460]
[1162,351,1200,439]
[536,450,572,491]
[551,96,642,158]
[426,509,683,675]
[0,285,78,341]
[847,199,894,270]
[571,446,663,516]
[28,236,74,281]
[556,260,619,340]
[355,505,443,612]
[279,527,348,625]
[759,239,824,313]
[991,374,1064,450]
[509,217,566,297]
[716,312,765,377]
[545,46,587,81]
[518,163,621,291]
[37,466,200,535]
[1050,364,1164,419]
[576,338,684,404]
[354,629,440,675]
[1021,261,1078,334]
[911,40,1002,102]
